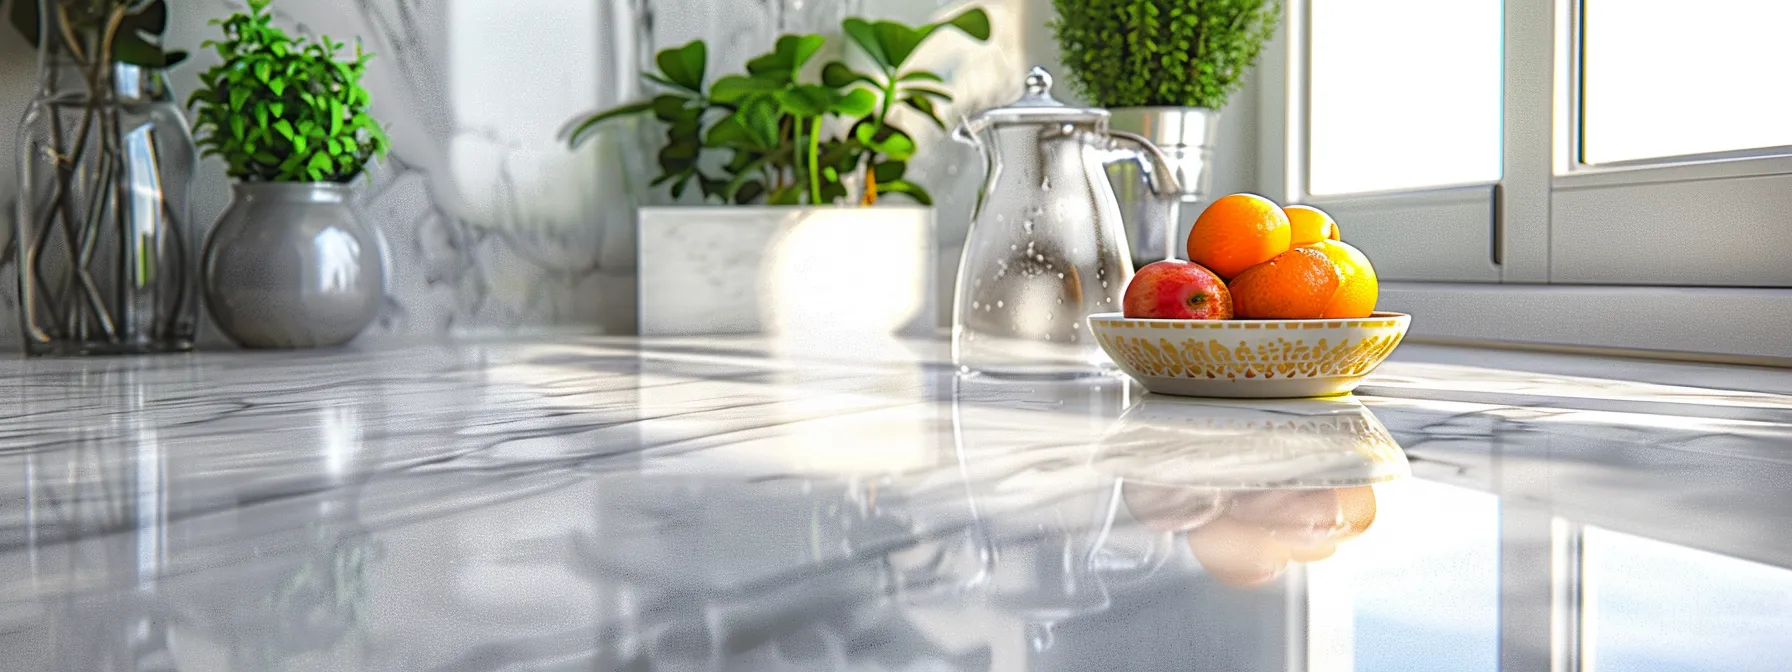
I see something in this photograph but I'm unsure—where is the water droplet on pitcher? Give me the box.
[1101,280,1109,288]
[1056,298,1063,305]
[1069,334,1078,343]
[972,301,981,309]
[1023,220,1034,234]
[1044,333,1053,341]
[996,301,1004,308]
[1010,244,1017,251]
[1035,254,1045,262]
[1056,272,1065,279]
[1041,177,1052,191]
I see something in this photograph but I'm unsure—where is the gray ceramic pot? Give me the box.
[202,183,385,349]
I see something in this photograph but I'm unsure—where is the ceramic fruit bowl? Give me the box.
[1088,312,1411,398]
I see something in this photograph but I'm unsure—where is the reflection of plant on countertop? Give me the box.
[566,9,990,207]
[186,0,389,183]
[1050,0,1281,109]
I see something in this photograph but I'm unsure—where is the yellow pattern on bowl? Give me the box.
[1088,312,1411,398]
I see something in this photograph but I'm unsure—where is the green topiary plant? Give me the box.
[566,9,990,206]
[187,0,389,183]
[1050,0,1281,109]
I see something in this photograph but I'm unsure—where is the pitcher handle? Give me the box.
[1108,129,1185,199]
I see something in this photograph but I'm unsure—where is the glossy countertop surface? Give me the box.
[1,336,1789,672]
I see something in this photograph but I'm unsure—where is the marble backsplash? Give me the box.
[0,0,1257,350]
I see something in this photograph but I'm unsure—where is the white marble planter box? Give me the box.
[637,207,935,337]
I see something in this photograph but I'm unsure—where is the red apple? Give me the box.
[1122,260,1234,319]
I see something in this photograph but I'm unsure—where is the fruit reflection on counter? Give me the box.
[1125,483,1379,587]
[1098,395,1402,586]
[1127,194,1380,321]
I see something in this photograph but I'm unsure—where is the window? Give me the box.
[1554,0,1792,287]
[1579,0,1792,164]
[1308,0,1503,195]
[1273,0,1505,283]
[1265,0,1792,356]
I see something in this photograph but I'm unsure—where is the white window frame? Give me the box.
[1259,0,1792,361]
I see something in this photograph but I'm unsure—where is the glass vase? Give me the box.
[15,8,199,356]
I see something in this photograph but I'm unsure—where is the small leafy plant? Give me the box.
[1050,0,1281,109]
[566,9,990,206]
[187,0,389,183]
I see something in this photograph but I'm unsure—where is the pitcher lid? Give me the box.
[962,67,1107,130]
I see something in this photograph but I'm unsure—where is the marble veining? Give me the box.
[1,338,1791,670]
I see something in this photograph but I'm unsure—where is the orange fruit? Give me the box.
[1187,194,1291,280]
[1228,247,1340,319]
[1337,486,1378,538]
[1307,239,1379,318]
[1285,204,1338,246]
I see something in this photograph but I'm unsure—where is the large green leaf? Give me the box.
[733,180,766,205]
[704,116,749,148]
[119,0,170,36]
[113,32,177,68]
[928,8,991,42]
[710,74,782,104]
[822,61,878,89]
[900,96,946,129]
[841,19,889,71]
[655,41,708,92]
[767,186,804,205]
[869,22,923,72]
[735,96,783,149]
[747,34,826,80]
[776,85,834,117]
[8,0,38,48]
[564,100,652,147]
[871,8,992,71]
[650,94,689,122]
[721,158,769,200]
[878,179,934,205]
[902,86,953,102]
[873,160,906,182]
[856,124,917,161]
[832,88,878,117]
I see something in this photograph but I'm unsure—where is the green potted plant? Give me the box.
[187,0,391,349]
[1051,0,1281,260]
[564,9,988,337]
[11,0,199,356]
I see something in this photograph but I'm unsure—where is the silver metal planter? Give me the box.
[1106,107,1222,265]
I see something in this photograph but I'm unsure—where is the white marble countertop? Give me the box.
[1,336,1789,671]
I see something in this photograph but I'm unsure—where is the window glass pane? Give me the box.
[1581,0,1792,164]
[1582,526,1792,671]
[1308,0,1503,196]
